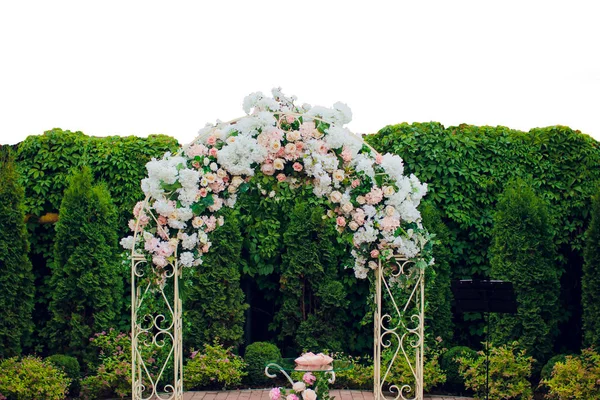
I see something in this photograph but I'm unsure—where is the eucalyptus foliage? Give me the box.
[0,147,35,357]
[490,179,560,367]
[582,189,600,348]
[45,167,123,361]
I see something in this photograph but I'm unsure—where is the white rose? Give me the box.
[342,202,354,214]
[349,221,359,231]
[293,382,306,393]
[228,185,237,194]
[203,157,210,166]
[368,261,378,270]
[285,143,296,154]
[205,173,216,183]
[217,168,227,178]
[192,217,203,228]
[302,389,316,400]
[312,129,323,139]
[273,158,285,170]
[330,191,342,203]
[333,169,345,181]
[271,141,282,152]
[231,176,244,187]
[200,177,209,187]
[226,136,236,144]
[383,186,395,196]
[210,162,218,171]
[356,195,366,205]
[385,205,396,216]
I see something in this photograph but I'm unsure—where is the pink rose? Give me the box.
[287,395,299,400]
[336,216,346,227]
[277,173,287,182]
[186,144,207,158]
[365,188,384,205]
[157,215,168,226]
[370,249,380,259]
[295,141,305,151]
[351,179,360,188]
[198,188,208,198]
[286,115,296,123]
[293,162,303,172]
[133,201,145,218]
[341,147,353,163]
[302,372,316,385]
[261,163,275,176]
[352,209,366,225]
[375,153,383,164]
[381,216,400,232]
[209,147,218,157]
[269,388,281,400]
[206,136,217,145]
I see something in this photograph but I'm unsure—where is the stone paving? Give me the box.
[182,390,472,400]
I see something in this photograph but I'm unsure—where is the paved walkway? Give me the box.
[182,390,472,400]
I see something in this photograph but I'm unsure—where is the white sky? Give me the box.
[1,0,599,146]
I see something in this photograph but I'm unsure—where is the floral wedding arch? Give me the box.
[122,88,433,400]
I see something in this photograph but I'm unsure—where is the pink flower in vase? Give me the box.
[269,388,281,400]
[302,372,317,385]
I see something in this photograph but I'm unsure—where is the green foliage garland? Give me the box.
[45,167,124,361]
[490,179,560,367]
[0,147,35,358]
[582,189,600,348]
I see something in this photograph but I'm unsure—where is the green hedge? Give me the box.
[0,147,35,357]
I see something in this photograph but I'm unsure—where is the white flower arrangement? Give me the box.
[124,88,433,281]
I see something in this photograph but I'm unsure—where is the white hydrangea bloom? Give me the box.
[178,169,200,190]
[181,233,198,250]
[217,135,267,176]
[154,199,176,217]
[380,154,404,181]
[333,101,352,124]
[179,251,195,268]
[409,174,428,202]
[351,154,375,179]
[324,126,352,150]
[141,177,163,199]
[398,201,421,223]
[176,207,194,222]
[120,235,137,250]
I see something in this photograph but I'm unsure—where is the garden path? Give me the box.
[183,390,472,400]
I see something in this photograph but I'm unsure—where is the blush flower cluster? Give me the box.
[121,88,432,281]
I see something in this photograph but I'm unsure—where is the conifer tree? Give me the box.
[0,146,35,357]
[490,179,560,368]
[46,166,123,360]
[582,190,600,347]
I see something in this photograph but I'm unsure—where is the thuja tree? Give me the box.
[45,166,123,360]
[183,208,247,349]
[0,146,35,357]
[420,201,453,344]
[582,189,600,347]
[490,179,560,367]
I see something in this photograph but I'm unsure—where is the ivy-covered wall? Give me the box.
[366,123,600,349]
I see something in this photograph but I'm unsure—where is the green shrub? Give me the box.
[542,348,600,399]
[490,179,560,368]
[45,166,123,361]
[244,342,281,385]
[0,356,71,400]
[381,340,446,393]
[440,346,477,392]
[541,354,571,382]
[46,354,81,395]
[0,147,35,357]
[582,190,600,348]
[458,341,534,400]
[79,329,131,399]
[333,353,374,390]
[184,341,247,390]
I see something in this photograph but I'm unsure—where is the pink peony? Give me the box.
[145,237,159,253]
[380,216,400,232]
[365,188,384,205]
[293,162,303,172]
[336,216,347,227]
[187,144,207,158]
[269,388,281,400]
[277,173,287,182]
[152,255,167,268]
[302,372,316,385]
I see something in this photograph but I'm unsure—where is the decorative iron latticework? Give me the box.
[373,257,425,400]
[131,197,183,400]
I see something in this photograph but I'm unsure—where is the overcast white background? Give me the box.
[1,0,599,145]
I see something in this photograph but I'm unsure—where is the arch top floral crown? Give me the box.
[122,88,433,280]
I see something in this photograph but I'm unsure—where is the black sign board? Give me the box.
[452,279,517,314]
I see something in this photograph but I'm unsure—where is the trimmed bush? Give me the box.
[490,179,560,368]
[46,354,81,396]
[45,167,123,361]
[0,356,71,400]
[0,147,35,357]
[458,341,534,400]
[440,346,477,392]
[582,189,600,348]
[541,354,571,382]
[244,341,281,385]
[542,348,600,399]
[184,341,247,390]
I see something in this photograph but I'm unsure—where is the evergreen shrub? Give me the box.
[440,346,477,392]
[490,179,560,368]
[46,354,81,396]
[244,341,281,385]
[582,189,600,348]
[542,348,600,399]
[45,167,123,361]
[184,341,247,390]
[0,146,35,357]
